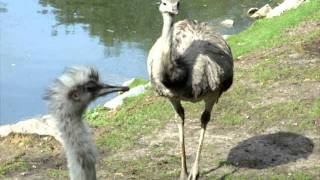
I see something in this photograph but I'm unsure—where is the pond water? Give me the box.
[0,0,275,125]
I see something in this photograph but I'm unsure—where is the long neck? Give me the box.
[160,13,174,67]
[161,13,174,41]
[54,107,97,180]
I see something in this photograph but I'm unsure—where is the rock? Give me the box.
[267,0,307,18]
[0,115,63,143]
[122,78,135,87]
[104,83,151,110]
[247,7,259,16]
[250,4,272,19]
[221,19,234,28]
[222,35,230,40]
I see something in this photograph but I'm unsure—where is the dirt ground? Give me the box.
[0,21,319,179]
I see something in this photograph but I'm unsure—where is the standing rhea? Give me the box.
[148,0,233,179]
[44,66,129,180]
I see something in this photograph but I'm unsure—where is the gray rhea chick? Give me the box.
[44,66,129,180]
[148,0,234,179]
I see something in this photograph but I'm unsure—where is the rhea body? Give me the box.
[45,67,129,180]
[147,0,233,179]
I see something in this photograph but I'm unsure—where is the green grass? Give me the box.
[128,78,149,88]
[228,0,320,57]
[247,55,320,85]
[250,99,318,131]
[0,160,30,177]
[86,89,173,150]
[47,169,68,179]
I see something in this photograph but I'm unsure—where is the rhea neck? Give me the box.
[161,12,174,43]
[53,102,88,125]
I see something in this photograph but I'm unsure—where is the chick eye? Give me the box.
[86,86,96,92]
[177,2,180,8]
[85,81,98,92]
[163,2,166,5]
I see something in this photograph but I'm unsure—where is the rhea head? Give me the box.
[45,66,129,114]
[159,0,180,15]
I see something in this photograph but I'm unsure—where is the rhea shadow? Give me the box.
[227,132,314,169]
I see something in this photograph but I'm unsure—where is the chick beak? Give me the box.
[170,9,178,15]
[97,84,129,97]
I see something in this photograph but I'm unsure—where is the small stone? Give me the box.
[315,118,320,127]
[247,7,259,16]
[221,19,234,28]
[293,122,298,126]
[106,29,114,33]
[32,165,37,169]
[250,4,272,19]
[20,172,28,176]
[115,173,124,177]
[289,53,302,58]
[222,35,230,40]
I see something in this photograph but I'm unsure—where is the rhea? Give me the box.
[147,0,234,179]
[44,66,129,180]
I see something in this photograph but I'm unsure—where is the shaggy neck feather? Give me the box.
[53,104,97,180]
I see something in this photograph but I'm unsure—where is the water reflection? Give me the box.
[1,0,275,124]
[39,0,276,48]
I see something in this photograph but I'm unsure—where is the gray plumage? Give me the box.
[44,66,129,180]
[147,0,233,179]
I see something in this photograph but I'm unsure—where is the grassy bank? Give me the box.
[228,0,320,58]
[1,0,319,179]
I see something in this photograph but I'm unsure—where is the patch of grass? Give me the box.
[47,169,68,179]
[85,106,110,126]
[250,99,317,131]
[86,89,173,150]
[216,113,246,125]
[103,154,179,179]
[228,0,320,57]
[128,78,149,88]
[309,98,320,119]
[0,160,30,177]
[212,83,260,126]
[246,53,320,85]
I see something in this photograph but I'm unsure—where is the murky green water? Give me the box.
[0,0,276,124]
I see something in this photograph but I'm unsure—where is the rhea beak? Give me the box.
[97,84,130,97]
[169,11,178,15]
[168,8,178,15]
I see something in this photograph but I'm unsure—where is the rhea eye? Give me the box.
[85,81,98,92]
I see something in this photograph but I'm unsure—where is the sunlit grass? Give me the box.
[228,0,320,58]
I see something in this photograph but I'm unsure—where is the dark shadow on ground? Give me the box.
[227,132,314,169]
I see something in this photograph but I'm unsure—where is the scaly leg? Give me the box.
[170,99,187,180]
[188,100,215,180]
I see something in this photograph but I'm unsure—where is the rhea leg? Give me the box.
[170,99,187,180]
[188,99,215,180]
